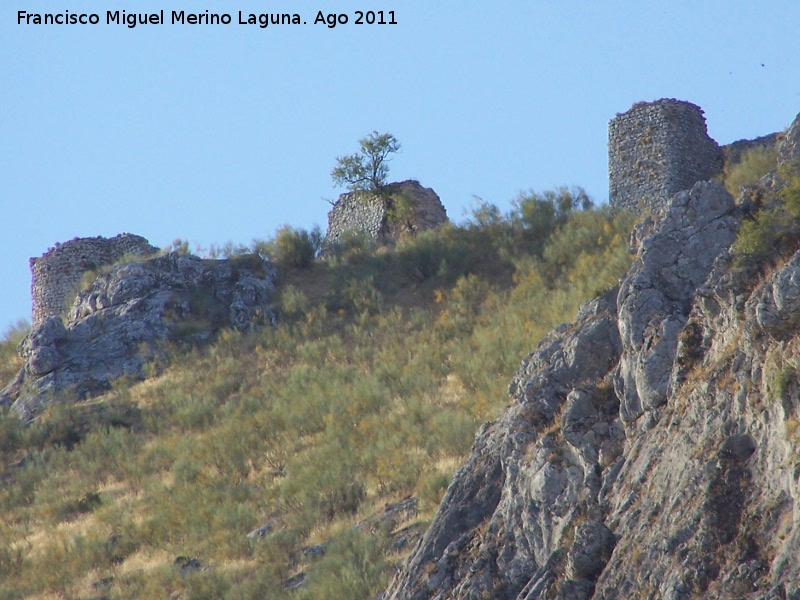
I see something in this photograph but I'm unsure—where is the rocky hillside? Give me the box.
[384,117,800,599]
[1,252,276,419]
[3,114,800,600]
[0,188,638,600]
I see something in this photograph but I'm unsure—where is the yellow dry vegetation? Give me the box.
[0,190,636,600]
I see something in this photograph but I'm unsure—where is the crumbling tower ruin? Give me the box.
[608,99,724,212]
[325,180,448,247]
[30,233,159,327]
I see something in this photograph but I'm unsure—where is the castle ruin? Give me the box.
[325,180,448,248]
[26,101,788,328]
[608,98,783,213]
[30,233,159,327]
[608,99,724,212]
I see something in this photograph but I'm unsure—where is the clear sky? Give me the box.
[3,1,799,332]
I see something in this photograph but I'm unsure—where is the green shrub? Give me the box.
[182,569,232,600]
[731,160,800,266]
[773,365,796,401]
[166,237,191,255]
[0,320,28,389]
[395,230,449,281]
[733,208,792,265]
[416,470,453,511]
[264,225,322,269]
[277,284,310,321]
[466,198,504,228]
[281,433,368,522]
[300,529,390,600]
[513,186,593,253]
[427,410,478,457]
[386,190,418,224]
[780,175,800,218]
[57,491,102,522]
[0,524,26,587]
[464,187,593,262]
[0,409,27,453]
[205,240,250,258]
[395,226,486,284]
[721,145,778,197]
[1,318,28,348]
[326,276,382,316]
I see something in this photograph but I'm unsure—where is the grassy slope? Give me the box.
[0,201,635,600]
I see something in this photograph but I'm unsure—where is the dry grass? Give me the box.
[0,202,636,600]
[116,548,173,576]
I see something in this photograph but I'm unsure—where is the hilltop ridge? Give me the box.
[2,101,800,599]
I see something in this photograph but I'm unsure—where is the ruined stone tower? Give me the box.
[608,99,724,212]
[325,180,448,247]
[30,233,159,327]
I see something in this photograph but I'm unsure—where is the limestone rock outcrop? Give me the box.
[1,252,276,418]
[385,179,800,599]
[778,112,800,169]
[615,181,739,426]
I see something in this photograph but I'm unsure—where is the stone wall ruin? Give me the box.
[30,233,159,327]
[608,98,788,214]
[721,132,781,168]
[324,180,448,248]
[608,99,724,213]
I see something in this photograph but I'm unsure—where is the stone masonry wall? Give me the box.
[609,99,724,213]
[720,132,781,169]
[30,233,159,327]
[325,180,448,248]
[325,192,386,247]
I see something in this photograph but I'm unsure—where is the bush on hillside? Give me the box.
[259,225,322,270]
[720,145,778,198]
[732,168,800,266]
[465,186,594,260]
[0,319,28,386]
[299,529,390,600]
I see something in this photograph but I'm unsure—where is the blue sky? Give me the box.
[3,1,800,332]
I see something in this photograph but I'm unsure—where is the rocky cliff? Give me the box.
[385,118,800,599]
[1,252,276,419]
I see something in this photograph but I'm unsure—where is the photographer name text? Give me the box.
[17,9,397,29]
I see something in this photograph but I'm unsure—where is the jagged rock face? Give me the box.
[778,112,800,169]
[386,289,623,600]
[386,181,800,599]
[1,253,276,418]
[615,181,739,426]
